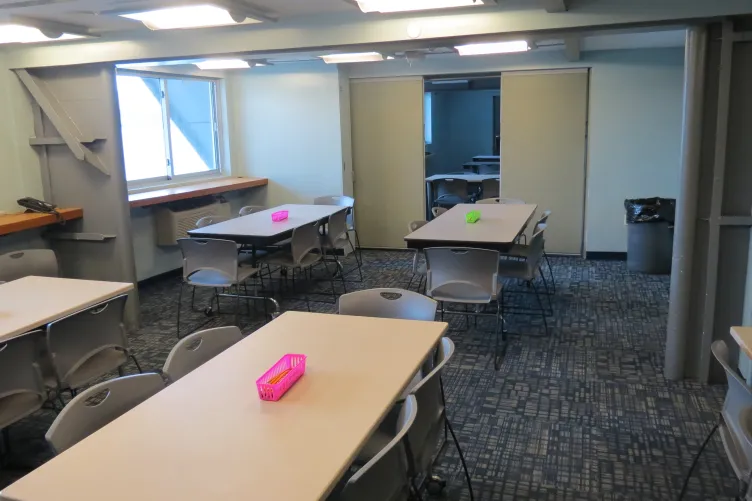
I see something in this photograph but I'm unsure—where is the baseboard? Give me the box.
[586,251,627,261]
[138,268,181,286]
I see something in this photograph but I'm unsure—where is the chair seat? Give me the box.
[263,251,322,269]
[322,237,353,254]
[497,259,533,281]
[429,281,502,303]
[502,244,531,259]
[0,392,45,430]
[48,348,129,390]
[186,266,259,287]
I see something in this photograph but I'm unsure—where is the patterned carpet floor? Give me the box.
[0,250,735,500]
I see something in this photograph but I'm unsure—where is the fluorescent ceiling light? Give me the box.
[320,52,384,64]
[120,5,261,30]
[195,59,250,70]
[0,24,83,44]
[431,79,469,85]
[356,0,491,13]
[455,40,529,56]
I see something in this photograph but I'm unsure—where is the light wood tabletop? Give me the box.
[406,203,537,251]
[188,204,347,246]
[0,276,133,344]
[0,311,448,501]
[730,326,752,359]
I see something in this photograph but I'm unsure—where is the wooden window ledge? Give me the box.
[128,177,269,209]
[0,208,83,236]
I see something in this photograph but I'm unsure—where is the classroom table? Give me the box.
[406,203,537,252]
[425,174,501,219]
[472,155,500,162]
[0,311,448,501]
[462,161,500,174]
[188,204,347,248]
[0,276,133,344]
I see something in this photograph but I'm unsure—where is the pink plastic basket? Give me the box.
[256,354,307,401]
[271,210,289,222]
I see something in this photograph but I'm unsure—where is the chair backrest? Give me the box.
[498,198,525,205]
[0,249,58,282]
[326,209,349,244]
[435,178,468,198]
[238,206,265,217]
[424,248,500,303]
[537,210,552,226]
[340,395,417,501]
[0,332,46,429]
[339,288,437,322]
[431,207,448,218]
[46,294,130,387]
[313,195,355,208]
[407,220,428,233]
[177,238,239,286]
[481,178,500,198]
[195,216,231,229]
[291,222,322,266]
[408,338,454,475]
[46,373,164,454]
[476,198,499,205]
[711,340,752,477]
[162,326,243,382]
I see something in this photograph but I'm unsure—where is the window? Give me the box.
[424,92,433,145]
[116,72,222,185]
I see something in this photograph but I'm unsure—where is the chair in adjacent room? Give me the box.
[480,178,500,199]
[406,221,428,292]
[162,326,243,383]
[195,215,231,228]
[262,221,339,309]
[431,207,448,219]
[0,249,58,283]
[497,224,551,336]
[314,195,362,257]
[46,294,143,395]
[498,198,526,205]
[0,333,47,456]
[433,178,472,209]
[45,373,164,455]
[476,198,499,205]
[424,247,505,369]
[238,206,266,216]
[329,395,418,501]
[176,238,262,338]
[320,209,363,282]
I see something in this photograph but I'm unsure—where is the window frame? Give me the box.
[116,69,226,191]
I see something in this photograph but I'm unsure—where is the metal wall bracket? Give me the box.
[15,69,110,176]
[45,232,116,242]
[29,136,106,147]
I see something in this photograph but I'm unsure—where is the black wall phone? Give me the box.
[17,197,57,214]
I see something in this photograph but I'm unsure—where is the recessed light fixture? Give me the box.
[195,59,250,70]
[320,52,384,64]
[455,40,529,56]
[356,0,493,13]
[120,4,261,30]
[0,24,83,44]
[431,79,469,85]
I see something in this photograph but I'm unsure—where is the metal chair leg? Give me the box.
[445,416,475,501]
[529,280,549,336]
[176,282,184,339]
[544,251,556,294]
[131,355,143,373]
[538,266,553,314]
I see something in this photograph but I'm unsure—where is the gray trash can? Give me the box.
[624,197,675,274]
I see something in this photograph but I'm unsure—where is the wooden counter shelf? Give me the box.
[129,177,268,208]
[0,208,83,236]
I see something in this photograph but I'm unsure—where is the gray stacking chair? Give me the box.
[238,206,265,216]
[46,294,141,394]
[431,207,448,219]
[45,373,164,455]
[481,178,500,199]
[321,209,362,282]
[497,224,551,336]
[331,395,417,501]
[406,221,428,291]
[0,249,58,283]
[162,326,243,383]
[339,288,437,322]
[314,195,362,254]
[0,333,46,452]
[195,215,231,228]
[475,198,499,205]
[176,238,260,338]
[424,247,505,369]
[434,178,471,208]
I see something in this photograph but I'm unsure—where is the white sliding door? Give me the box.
[350,77,425,248]
[501,70,589,255]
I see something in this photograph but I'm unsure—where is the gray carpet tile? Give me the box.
[0,251,735,500]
